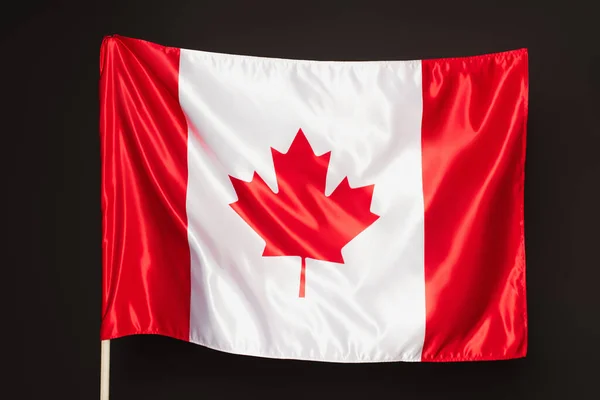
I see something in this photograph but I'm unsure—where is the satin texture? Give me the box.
[99,36,191,341]
[420,52,528,361]
[179,48,427,362]
[100,34,528,362]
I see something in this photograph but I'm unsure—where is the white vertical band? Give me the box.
[180,49,426,362]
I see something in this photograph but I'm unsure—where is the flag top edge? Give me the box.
[101,34,527,66]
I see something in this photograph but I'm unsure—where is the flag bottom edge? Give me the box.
[100,331,526,363]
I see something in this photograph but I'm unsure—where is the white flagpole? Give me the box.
[100,340,111,400]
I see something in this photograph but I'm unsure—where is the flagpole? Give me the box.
[100,340,110,400]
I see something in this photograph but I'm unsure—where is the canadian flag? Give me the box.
[100,35,528,362]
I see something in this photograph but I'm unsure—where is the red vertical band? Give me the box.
[99,35,190,341]
[421,50,528,361]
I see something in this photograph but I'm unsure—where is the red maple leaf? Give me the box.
[228,129,379,297]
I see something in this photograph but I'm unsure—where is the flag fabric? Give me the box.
[99,35,528,362]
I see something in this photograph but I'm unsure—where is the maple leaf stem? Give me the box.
[299,258,306,298]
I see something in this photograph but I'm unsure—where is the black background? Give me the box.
[6,1,599,399]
